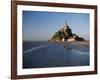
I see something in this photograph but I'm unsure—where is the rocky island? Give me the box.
[50,22,85,42]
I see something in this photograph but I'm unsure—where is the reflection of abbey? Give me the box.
[50,22,85,42]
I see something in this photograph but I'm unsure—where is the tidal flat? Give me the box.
[23,41,89,69]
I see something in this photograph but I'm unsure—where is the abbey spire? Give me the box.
[63,21,70,30]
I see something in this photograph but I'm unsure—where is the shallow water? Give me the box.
[23,41,89,69]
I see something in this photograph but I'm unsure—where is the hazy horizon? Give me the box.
[23,11,90,41]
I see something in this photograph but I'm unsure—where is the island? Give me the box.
[50,22,85,42]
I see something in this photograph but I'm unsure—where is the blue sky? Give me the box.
[23,11,89,41]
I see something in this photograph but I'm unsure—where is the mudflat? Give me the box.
[23,41,89,69]
[61,41,89,52]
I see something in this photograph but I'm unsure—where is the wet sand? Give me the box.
[61,41,89,52]
[23,41,89,69]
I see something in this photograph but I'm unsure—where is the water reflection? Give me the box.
[23,42,89,69]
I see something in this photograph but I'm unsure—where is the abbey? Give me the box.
[50,22,85,42]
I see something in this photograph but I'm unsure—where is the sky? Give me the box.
[22,11,90,41]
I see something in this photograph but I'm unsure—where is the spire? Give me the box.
[65,21,68,26]
[64,21,69,29]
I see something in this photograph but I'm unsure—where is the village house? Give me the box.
[67,37,76,42]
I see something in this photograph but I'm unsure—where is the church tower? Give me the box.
[63,21,72,38]
[63,21,70,30]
